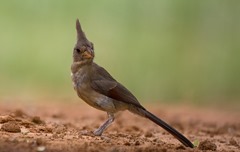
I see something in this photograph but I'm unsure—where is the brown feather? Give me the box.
[90,63,145,110]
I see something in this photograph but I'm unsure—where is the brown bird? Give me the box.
[71,19,194,148]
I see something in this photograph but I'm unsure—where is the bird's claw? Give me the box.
[93,129,102,136]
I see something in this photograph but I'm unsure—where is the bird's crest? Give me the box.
[76,19,89,44]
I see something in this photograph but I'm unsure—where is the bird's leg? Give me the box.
[93,113,114,136]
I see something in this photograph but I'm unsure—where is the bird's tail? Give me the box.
[144,110,194,148]
[128,107,194,148]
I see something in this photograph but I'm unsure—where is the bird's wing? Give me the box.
[90,63,145,109]
[91,79,145,109]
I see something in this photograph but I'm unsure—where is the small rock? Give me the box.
[32,116,45,124]
[52,133,58,138]
[54,125,66,134]
[13,109,25,117]
[229,138,239,147]
[37,146,46,152]
[21,128,29,134]
[1,121,21,133]
[36,138,44,146]
[0,115,15,123]
[199,140,217,151]
[135,141,140,146]
[145,131,153,137]
[131,126,140,131]
[38,126,53,133]
[52,113,64,118]
[124,142,131,146]
[26,133,36,138]
[20,120,34,128]
[153,138,158,142]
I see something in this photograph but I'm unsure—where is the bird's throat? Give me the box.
[71,61,92,74]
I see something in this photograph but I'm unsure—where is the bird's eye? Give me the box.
[76,49,81,53]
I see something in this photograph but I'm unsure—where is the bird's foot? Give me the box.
[93,113,114,136]
[93,129,103,136]
[80,130,94,136]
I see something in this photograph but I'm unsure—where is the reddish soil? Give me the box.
[0,100,239,152]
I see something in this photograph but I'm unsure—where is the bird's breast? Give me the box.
[71,72,77,90]
[71,69,88,88]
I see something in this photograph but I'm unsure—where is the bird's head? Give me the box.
[73,19,94,63]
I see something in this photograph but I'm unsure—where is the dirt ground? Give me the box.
[0,100,239,152]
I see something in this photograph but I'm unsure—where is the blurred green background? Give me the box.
[0,0,239,104]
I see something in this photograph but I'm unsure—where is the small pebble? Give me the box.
[229,138,239,147]
[1,121,21,133]
[21,128,29,134]
[135,141,140,146]
[37,146,46,152]
[199,140,217,151]
[124,142,131,146]
[0,115,15,123]
[145,131,153,137]
[36,138,44,145]
[32,116,45,124]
